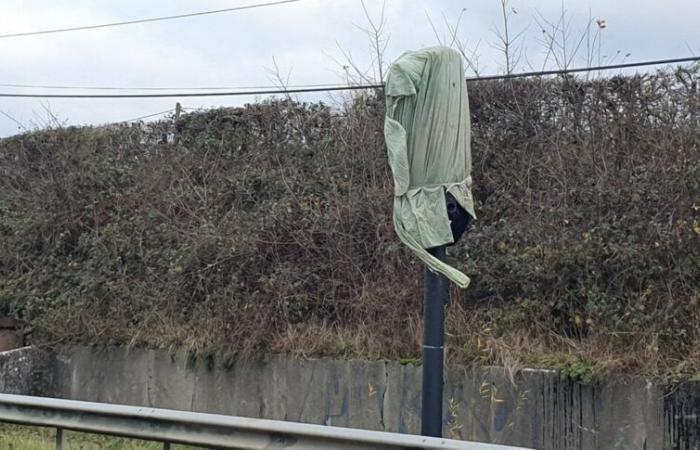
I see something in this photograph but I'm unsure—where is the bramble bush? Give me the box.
[1,68,698,377]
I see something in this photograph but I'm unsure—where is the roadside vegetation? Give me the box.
[1,66,698,379]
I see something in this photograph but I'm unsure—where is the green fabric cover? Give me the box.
[384,46,476,288]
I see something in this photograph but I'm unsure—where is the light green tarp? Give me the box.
[384,46,476,288]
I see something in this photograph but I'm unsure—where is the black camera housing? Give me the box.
[445,192,471,245]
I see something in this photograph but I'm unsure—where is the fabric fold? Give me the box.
[384,46,476,288]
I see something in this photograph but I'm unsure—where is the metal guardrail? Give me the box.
[0,394,531,450]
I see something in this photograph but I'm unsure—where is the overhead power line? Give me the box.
[0,56,697,99]
[0,0,302,39]
[5,56,698,93]
[121,108,176,123]
[473,56,700,81]
[0,82,349,91]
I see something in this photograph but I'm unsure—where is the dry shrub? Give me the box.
[0,67,698,379]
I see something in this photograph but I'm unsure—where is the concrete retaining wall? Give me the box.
[0,346,53,396]
[2,345,699,449]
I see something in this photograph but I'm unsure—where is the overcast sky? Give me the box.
[0,0,698,137]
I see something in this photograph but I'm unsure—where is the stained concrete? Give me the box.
[2,345,700,449]
[0,346,54,396]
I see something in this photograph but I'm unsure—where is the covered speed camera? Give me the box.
[384,47,476,288]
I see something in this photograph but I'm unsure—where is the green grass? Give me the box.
[0,424,205,449]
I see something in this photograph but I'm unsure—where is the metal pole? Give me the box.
[421,245,448,437]
[55,427,65,450]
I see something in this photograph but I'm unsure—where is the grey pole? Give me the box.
[421,245,448,437]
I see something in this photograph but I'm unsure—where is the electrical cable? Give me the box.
[0,0,302,39]
[120,108,175,122]
[0,56,697,99]
[0,82,348,91]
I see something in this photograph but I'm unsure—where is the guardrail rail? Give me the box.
[0,393,531,450]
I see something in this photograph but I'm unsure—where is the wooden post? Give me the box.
[174,102,182,145]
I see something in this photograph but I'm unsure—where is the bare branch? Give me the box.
[425,11,444,46]
[0,109,28,132]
